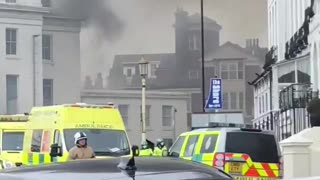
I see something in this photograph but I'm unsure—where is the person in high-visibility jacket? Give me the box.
[153,139,168,157]
[139,143,153,156]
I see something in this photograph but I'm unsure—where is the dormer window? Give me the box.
[149,63,160,79]
[123,66,135,77]
[188,70,199,80]
[42,0,51,7]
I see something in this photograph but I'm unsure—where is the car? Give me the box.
[0,156,233,180]
[168,127,282,179]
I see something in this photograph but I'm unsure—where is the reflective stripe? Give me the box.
[22,153,52,166]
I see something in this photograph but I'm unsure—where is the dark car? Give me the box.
[0,156,233,180]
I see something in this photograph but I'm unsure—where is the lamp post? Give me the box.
[139,57,149,144]
[200,0,205,112]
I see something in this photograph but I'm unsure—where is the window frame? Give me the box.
[42,34,53,61]
[31,130,44,153]
[182,135,200,157]
[6,28,17,56]
[162,105,173,127]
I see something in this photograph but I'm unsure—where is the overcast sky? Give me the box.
[80,0,268,79]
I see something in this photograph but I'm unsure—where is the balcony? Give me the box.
[263,46,277,70]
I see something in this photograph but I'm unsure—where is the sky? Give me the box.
[80,0,268,80]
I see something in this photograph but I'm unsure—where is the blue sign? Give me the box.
[205,78,223,109]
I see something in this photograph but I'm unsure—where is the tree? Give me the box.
[307,97,320,127]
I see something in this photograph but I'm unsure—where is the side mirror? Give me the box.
[50,143,63,157]
[168,151,179,158]
[131,145,139,157]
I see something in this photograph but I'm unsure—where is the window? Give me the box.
[238,62,244,79]
[200,134,218,153]
[223,93,229,109]
[123,66,135,78]
[31,130,43,152]
[183,135,199,157]
[150,63,159,78]
[42,0,51,7]
[6,28,17,55]
[5,0,16,3]
[168,136,186,157]
[220,62,243,80]
[54,130,62,146]
[140,105,151,127]
[43,79,53,106]
[188,70,199,80]
[225,132,279,163]
[42,35,52,60]
[188,33,200,50]
[162,105,173,127]
[118,105,129,125]
[2,132,24,151]
[230,92,237,109]
[6,75,18,115]
[239,92,244,110]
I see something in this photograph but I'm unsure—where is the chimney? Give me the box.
[246,39,252,48]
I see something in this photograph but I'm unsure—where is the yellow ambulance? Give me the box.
[21,103,133,166]
[0,114,29,169]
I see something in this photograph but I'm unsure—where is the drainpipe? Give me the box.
[33,35,40,106]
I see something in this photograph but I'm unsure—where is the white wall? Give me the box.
[0,11,43,114]
[81,90,190,146]
[43,17,81,105]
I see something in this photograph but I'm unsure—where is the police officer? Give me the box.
[139,142,153,156]
[67,132,95,161]
[153,139,168,157]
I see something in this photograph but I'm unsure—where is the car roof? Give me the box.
[181,127,275,136]
[0,157,233,180]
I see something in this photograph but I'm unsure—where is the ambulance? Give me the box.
[21,103,133,166]
[168,127,282,180]
[0,114,29,169]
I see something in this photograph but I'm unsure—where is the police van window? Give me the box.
[200,134,218,153]
[2,132,24,151]
[183,135,199,157]
[31,130,43,152]
[225,132,279,163]
[169,136,185,157]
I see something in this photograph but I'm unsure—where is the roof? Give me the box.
[1,157,232,180]
[203,41,261,61]
[188,13,222,30]
[181,127,274,136]
[114,53,175,65]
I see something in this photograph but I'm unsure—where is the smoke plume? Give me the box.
[50,0,125,42]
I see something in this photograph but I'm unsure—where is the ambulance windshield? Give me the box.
[64,129,130,156]
[2,132,24,151]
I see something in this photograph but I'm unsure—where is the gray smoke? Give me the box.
[50,0,125,42]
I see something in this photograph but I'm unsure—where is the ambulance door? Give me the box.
[53,130,64,162]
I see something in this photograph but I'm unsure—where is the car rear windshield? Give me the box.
[225,132,279,163]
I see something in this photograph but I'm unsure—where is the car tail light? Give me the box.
[213,153,225,170]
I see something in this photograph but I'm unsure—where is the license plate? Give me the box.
[229,162,242,173]
[234,176,277,180]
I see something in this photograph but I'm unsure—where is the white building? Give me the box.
[0,0,81,115]
[251,0,318,141]
[81,89,190,147]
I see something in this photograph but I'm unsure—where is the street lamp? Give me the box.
[139,57,149,144]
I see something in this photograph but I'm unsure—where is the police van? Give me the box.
[168,123,282,180]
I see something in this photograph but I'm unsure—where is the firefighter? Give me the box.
[139,142,153,156]
[153,139,168,157]
[67,132,95,161]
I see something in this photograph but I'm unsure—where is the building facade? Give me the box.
[251,0,317,141]
[107,9,266,124]
[0,0,81,114]
[81,89,190,147]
